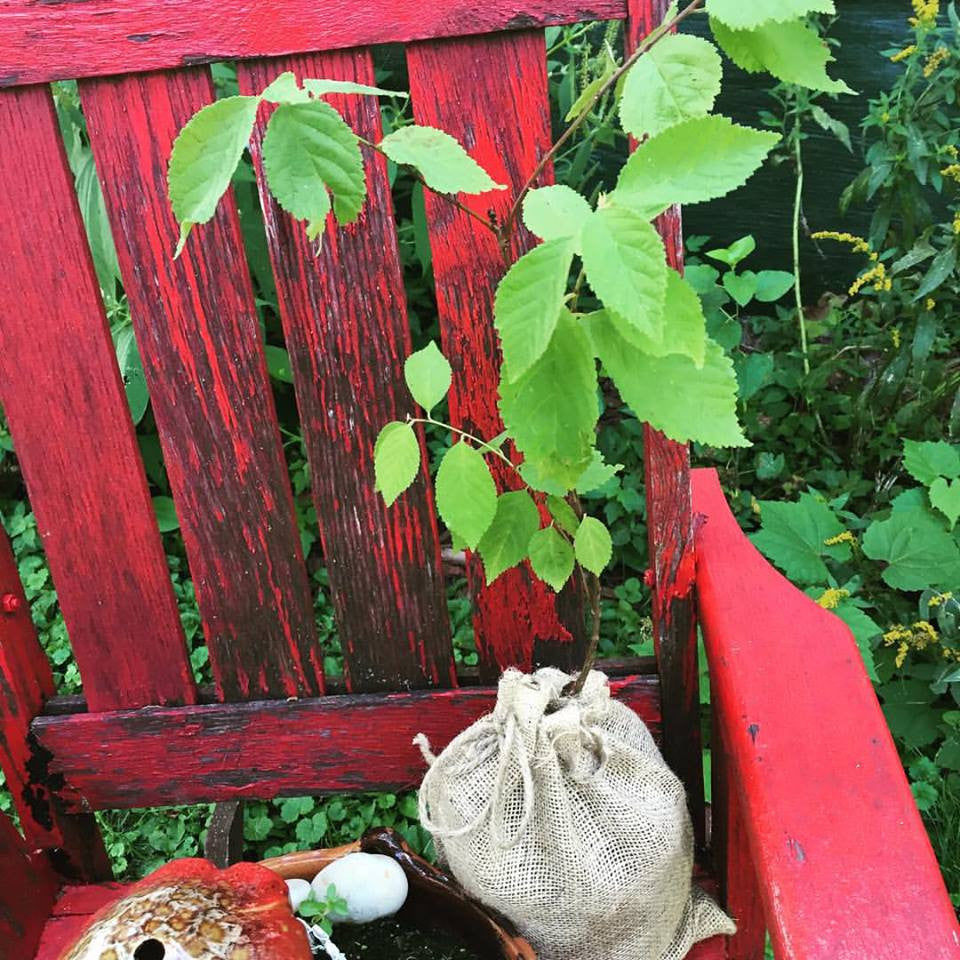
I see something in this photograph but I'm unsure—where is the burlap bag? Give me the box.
[416,667,734,960]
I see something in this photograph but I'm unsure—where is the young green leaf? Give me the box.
[581,205,667,341]
[262,100,366,237]
[574,452,623,495]
[903,440,960,485]
[522,185,593,250]
[499,311,599,491]
[722,269,758,307]
[374,421,421,506]
[303,78,408,98]
[862,509,960,591]
[378,125,504,195]
[435,442,498,550]
[261,72,312,104]
[477,490,541,584]
[612,116,779,219]
[930,478,960,529]
[590,313,747,448]
[705,0,835,29]
[619,34,722,139]
[404,341,451,413]
[710,18,853,95]
[528,526,575,592]
[706,234,756,268]
[595,268,706,367]
[168,95,260,256]
[494,238,575,381]
[547,495,579,536]
[574,516,613,576]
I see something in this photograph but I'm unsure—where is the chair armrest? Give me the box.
[692,468,960,959]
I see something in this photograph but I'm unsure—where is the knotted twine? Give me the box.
[416,668,734,960]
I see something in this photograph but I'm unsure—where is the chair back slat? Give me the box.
[79,68,323,702]
[236,51,455,693]
[0,84,196,712]
[406,31,585,679]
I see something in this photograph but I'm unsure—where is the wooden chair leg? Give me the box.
[204,800,245,867]
[712,715,766,960]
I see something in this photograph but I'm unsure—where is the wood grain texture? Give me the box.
[0,84,195,712]
[0,813,60,960]
[0,529,109,883]
[34,884,130,960]
[694,467,960,959]
[406,31,585,680]
[626,0,705,848]
[0,0,628,87]
[80,69,322,702]
[31,677,659,811]
[236,51,454,694]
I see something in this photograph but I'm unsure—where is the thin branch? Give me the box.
[497,0,707,254]
[407,416,517,469]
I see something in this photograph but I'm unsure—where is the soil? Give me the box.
[329,917,484,960]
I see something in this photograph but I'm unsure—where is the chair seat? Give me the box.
[35,883,727,959]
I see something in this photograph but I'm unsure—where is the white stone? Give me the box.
[286,877,313,912]
[311,852,408,924]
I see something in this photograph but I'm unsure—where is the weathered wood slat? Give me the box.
[694,467,960,958]
[35,884,131,960]
[0,1,628,88]
[0,530,109,882]
[31,677,659,811]
[80,69,322,703]
[0,814,60,960]
[236,51,454,693]
[0,84,195,712]
[406,31,585,680]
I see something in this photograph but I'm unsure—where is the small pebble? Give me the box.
[312,852,408,924]
[287,877,313,912]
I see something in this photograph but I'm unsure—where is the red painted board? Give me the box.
[693,467,960,959]
[31,676,659,811]
[80,69,322,702]
[0,0,628,88]
[0,84,195,712]
[406,31,584,679]
[0,528,109,882]
[34,885,130,960]
[236,51,454,694]
[0,814,60,960]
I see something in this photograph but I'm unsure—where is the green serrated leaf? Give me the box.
[903,440,960,485]
[374,421,420,507]
[574,516,612,576]
[404,341,451,413]
[435,442,498,550]
[706,0,835,30]
[522,185,593,250]
[574,452,623,494]
[711,18,853,95]
[832,601,880,682]
[611,115,779,219]
[862,509,960,591]
[930,478,960,529]
[547,495,579,536]
[589,313,747,449]
[528,526,575,592]
[494,238,574,382]
[303,78,407,98]
[581,205,667,341]
[619,34,722,139]
[262,99,366,235]
[477,491,541,584]
[750,493,847,584]
[168,96,260,254]
[379,125,504,195]
[261,72,312,104]
[499,311,599,491]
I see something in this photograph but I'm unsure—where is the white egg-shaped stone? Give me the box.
[311,852,409,924]
[286,877,313,912]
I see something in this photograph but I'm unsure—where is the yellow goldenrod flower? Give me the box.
[946,145,959,159]
[910,0,940,27]
[941,163,960,182]
[883,620,942,668]
[924,46,950,76]
[849,261,888,296]
[929,591,954,608]
[954,211,960,235]
[891,44,917,63]
[816,587,851,610]
[892,327,902,348]
[881,110,891,122]
[824,531,857,547]
[811,230,872,255]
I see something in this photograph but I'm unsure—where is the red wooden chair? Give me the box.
[0,1,957,958]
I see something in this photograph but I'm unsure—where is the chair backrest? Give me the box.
[0,0,699,881]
